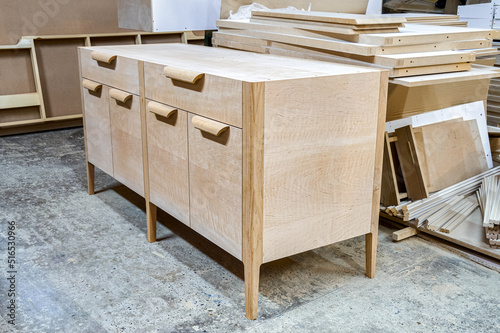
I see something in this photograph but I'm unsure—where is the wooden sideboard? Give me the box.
[78,44,388,319]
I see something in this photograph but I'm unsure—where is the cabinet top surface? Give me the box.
[80,43,381,82]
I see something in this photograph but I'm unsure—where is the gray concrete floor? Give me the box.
[1,127,499,333]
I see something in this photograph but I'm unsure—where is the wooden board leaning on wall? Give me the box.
[0,31,205,136]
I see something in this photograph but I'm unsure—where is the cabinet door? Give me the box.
[146,100,189,225]
[82,81,114,177]
[188,114,242,260]
[109,89,144,197]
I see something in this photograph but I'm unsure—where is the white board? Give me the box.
[385,101,493,169]
[152,0,221,31]
[457,3,494,29]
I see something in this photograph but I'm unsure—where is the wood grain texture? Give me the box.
[188,114,243,260]
[242,81,265,320]
[139,60,156,243]
[381,132,400,206]
[109,92,144,197]
[366,70,388,279]
[395,125,429,201]
[144,62,243,128]
[81,48,140,95]
[386,79,490,122]
[82,83,114,177]
[252,10,406,25]
[413,119,489,193]
[261,73,381,263]
[147,102,189,225]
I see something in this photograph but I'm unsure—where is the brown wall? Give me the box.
[0,0,131,45]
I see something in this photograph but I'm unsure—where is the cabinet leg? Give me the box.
[244,261,261,320]
[87,162,95,195]
[365,231,378,279]
[146,201,157,243]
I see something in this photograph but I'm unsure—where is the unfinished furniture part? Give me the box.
[381,101,494,207]
[79,43,388,320]
[220,0,372,18]
[395,118,488,201]
[0,31,204,136]
[458,2,500,29]
[117,0,220,32]
[381,166,500,259]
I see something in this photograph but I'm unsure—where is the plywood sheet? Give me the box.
[414,119,489,193]
[35,38,85,118]
[387,79,490,121]
[220,0,370,19]
[253,10,407,25]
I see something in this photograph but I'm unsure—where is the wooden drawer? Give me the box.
[109,88,144,197]
[143,62,243,128]
[146,100,189,225]
[82,80,114,177]
[80,48,140,95]
[188,114,243,259]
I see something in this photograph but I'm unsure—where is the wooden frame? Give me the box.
[0,31,204,135]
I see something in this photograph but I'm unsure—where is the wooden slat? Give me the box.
[0,93,40,109]
[395,125,429,201]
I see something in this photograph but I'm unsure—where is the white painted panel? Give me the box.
[458,3,494,29]
[151,0,221,31]
[385,101,493,168]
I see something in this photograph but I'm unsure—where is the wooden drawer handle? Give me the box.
[192,116,229,136]
[82,79,102,92]
[148,101,177,118]
[109,89,132,103]
[163,66,205,84]
[91,51,117,64]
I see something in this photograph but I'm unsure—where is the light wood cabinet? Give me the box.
[79,44,388,319]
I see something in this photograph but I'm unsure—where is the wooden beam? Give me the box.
[392,227,418,241]
[0,93,40,109]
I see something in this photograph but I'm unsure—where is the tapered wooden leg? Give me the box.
[86,162,95,195]
[365,231,378,279]
[146,201,157,243]
[244,261,261,320]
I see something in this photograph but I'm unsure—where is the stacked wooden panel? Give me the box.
[213,10,500,78]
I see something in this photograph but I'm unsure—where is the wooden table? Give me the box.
[78,44,388,319]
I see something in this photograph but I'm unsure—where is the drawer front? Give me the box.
[144,62,243,128]
[109,89,144,197]
[146,100,189,225]
[80,48,140,95]
[82,81,114,177]
[188,114,243,260]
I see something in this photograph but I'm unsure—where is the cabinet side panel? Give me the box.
[262,73,381,263]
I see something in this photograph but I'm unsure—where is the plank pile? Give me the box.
[213,10,500,78]
[382,13,467,27]
[383,166,500,234]
[487,77,500,126]
[477,174,500,248]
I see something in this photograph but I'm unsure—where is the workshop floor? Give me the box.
[1,128,499,333]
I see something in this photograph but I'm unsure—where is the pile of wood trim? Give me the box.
[214,10,500,78]
[477,174,500,248]
[383,167,500,233]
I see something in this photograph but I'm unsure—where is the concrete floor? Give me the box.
[1,127,499,333]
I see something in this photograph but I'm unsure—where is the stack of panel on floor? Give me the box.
[213,10,500,78]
